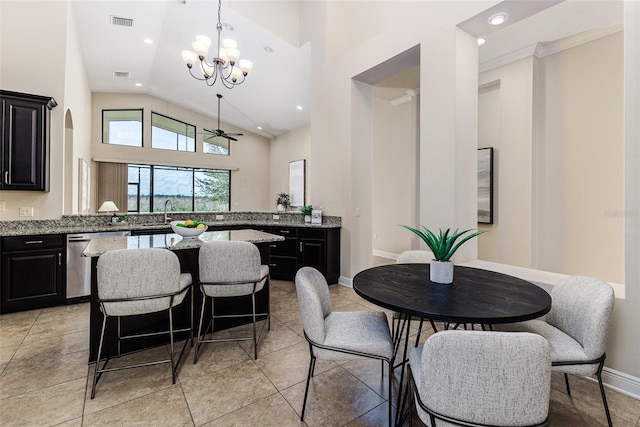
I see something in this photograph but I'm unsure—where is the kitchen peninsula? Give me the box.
[83,228,285,362]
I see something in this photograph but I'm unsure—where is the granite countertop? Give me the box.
[82,229,286,258]
[0,211,341,237]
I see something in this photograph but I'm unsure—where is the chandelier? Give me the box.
[181,0,253,89]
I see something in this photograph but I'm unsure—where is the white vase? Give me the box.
[304,215,311,223]
[430,260,454,284]
[277,204,284,212]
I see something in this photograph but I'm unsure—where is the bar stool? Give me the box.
[91,248,193,398]
[195,240,270,362]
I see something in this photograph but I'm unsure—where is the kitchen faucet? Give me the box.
[164,199,174,224]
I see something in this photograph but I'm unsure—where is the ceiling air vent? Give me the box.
[111,16,133,27]
[113,72,130,78]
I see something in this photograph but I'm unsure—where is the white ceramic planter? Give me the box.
[304,215,311,223]
[430,260,454,284]
[277,204,284,212]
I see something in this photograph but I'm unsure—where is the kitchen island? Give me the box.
[82,229,285,363]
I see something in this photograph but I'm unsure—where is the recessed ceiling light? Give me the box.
[257,126,263,130]
[487,12,508,26]
[143,38,154,44]
[477,38,486,46]
[264,46,274,54]
[296,105,303,110]
[135,83,142,87]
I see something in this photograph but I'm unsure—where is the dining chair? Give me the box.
[405,330,551,427]
[396,250,434,264]
[494,276,615,427]
[294,266,395,426]
[195,240,270,362]
[92,248,193,398]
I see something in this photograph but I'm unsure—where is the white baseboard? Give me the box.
[338,275,352,287]
[372,250,398,260]
[601,367,640,400]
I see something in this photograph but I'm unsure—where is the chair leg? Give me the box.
[301,353,317,421]
[91,314,108,399]
[194,295,207,364]
[252,291,258,360]
[564,373,571,395]
[169,303,176,384]
[387,359,392,427]
[596,362,613,427]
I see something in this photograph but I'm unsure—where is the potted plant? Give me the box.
[275,193,290,212]
[300,205,313,223]
[400,226,486,284]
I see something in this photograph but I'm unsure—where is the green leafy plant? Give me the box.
[300,205,313,216]
[400,226,486,262]
[275,192,290,208]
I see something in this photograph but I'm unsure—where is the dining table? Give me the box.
[352,263,552,425]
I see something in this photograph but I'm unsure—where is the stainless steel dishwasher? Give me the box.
[66,231,131,301]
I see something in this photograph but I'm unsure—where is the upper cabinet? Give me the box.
[0,90,57,191]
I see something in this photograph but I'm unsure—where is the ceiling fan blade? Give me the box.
[225,132,243,136]
[225,135,238,142]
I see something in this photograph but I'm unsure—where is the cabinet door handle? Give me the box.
[26,240,44,244]
[269,244,277,248]
[4,171,8,184]
[280,230,289,234]
[300,242,303,252]
[269,263,277,267]
[58,252,62,266]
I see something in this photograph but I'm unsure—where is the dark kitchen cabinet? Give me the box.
[1,234,66,313]
[261,226,340,284]
[1,90,57,191]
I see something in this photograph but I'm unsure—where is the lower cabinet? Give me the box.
[1,234,66,313]
[263,226,340,284]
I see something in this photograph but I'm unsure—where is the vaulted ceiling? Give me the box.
[71,0,623,138]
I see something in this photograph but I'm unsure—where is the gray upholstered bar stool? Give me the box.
[195,240,270,362]
[91,248,193,399]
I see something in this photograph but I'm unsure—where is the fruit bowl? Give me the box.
[170,220,208,239]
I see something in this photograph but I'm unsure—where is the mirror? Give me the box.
[289,159,305,207]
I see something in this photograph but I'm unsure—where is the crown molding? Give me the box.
[535,23,623,58]
[479,24,624,73]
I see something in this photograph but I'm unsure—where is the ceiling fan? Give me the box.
[201,94,243,141]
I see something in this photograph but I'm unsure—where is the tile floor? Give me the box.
[1,265,639,426]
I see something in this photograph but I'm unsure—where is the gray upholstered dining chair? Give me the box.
[195,240,269,362]
[406,330,551,427]
[294,266,395,426]
[396,250,434,264]
[494,276,615,427]
[92,248,193,399]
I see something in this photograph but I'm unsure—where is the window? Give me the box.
[151,112,195,152]
[128,164,230,213]
[103,109,143,146]
[203,134,230,156]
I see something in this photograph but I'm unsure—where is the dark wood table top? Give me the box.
[353,264,551,324]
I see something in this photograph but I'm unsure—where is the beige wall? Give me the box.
[268,124,311,210]
[477,57,535,267]
[91,93,271,212]
[0,0,91,220]
[64,4,93,216]
[536,32,624,284]
[478,33,624,284]
[372,91,418,256]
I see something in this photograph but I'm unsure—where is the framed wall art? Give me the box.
[478,147,493,224]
